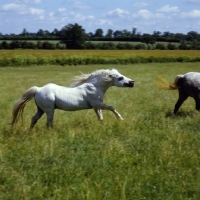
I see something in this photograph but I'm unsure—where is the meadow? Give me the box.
[0,63,200,199]
[1,49,200,59]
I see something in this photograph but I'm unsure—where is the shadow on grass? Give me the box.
[165,110,197,118]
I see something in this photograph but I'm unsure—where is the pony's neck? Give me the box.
[87,76,113,93]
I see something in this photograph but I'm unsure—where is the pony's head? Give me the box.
[71,69,134,88]
[109,69,134,87]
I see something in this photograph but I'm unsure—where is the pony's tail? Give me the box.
[11,86,38,126]
[155,75,183,90]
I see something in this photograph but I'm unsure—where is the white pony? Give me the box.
[11,69,134,128]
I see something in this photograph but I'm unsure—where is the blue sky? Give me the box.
[1,0,200,35]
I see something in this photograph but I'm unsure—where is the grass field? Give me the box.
[1,49,200,59]
[1,63,200,199]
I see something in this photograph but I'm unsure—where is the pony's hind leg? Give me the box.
[30,106,44,129]
[45,108,55,128]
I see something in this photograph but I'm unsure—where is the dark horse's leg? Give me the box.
[194,96,200,111]
[30,106,44,129]
[173,90,188,114]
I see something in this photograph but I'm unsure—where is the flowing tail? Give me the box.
[155,75,183,90]
[11,86,38,126]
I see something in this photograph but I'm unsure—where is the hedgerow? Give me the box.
[0,55,200,66]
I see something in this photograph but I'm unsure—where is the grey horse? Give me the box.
[157,72,200,114]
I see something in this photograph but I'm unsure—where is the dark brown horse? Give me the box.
[157,72,200,114]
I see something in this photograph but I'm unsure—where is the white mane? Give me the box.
[70,69,117,86]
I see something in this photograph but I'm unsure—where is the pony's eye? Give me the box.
[118,76,124,81]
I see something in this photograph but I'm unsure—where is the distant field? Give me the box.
[0,63,200,199]
[1,49,200,59]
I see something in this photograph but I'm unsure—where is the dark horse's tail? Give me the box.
[10,86,38,126]
[155,75,183,90]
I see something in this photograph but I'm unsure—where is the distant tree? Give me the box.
[87,32,94,39]
[21,28,28,36]
[42,41,55,49]
[190,40,198,49]
[21,41,28,48]
[122,29,131,37]
[105,29,113,38]
[153,31,161,37]
[60,23,87,49]
[179,41,188,50]
[116,43,126,50]
[113,30,123,38]
[37,41,43,49]
[94,28,104,38]
[186,31,199,41]
[44,30,50,37]
[84,42,96,49]
[2,41,9,49]
[37,29,45,37]
[174,33,186,41]
[142,34,156,44]
[10,40,21,49]
[167,43,177,50]
[135,43,146,50]
[124,43,134,50]
[131,28,137,36]
[162,31,170,38]
[155,43,166,50]
[51,28,59,37]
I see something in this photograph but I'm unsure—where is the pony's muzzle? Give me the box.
[125,80,134,87]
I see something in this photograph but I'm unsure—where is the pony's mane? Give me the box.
[70,69,114,86]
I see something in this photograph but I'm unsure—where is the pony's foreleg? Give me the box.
[94,109,103,120]
[30,107,44,129]
[99,104,123,120]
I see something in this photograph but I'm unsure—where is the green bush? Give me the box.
[1,54,200,67]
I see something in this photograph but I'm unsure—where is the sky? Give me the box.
[1,0,200,35]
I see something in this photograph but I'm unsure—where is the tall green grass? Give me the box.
[0,63,200,199]
[1,50,200,67]
[0,54,200,67]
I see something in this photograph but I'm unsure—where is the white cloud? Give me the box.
[58,8,66,12]
[49,12,55,18]
[33,0,42,4]
[106,8,130,18]
[69,1,91,10]
[157,5,179,13]
[38,15,44,20]
[181,10,200,18]
[15,0,29,4]
[15,0,42,4]
[133,2,149,7]
[95,19,113,26]
[70,12,94,21]
[132,9,164,20]
[2,3,44,17]
[2,3,25,12]
[29,7,44,15]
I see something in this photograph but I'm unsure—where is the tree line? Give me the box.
[0,23,200,50]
